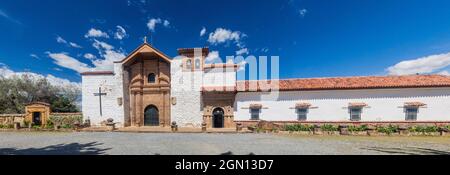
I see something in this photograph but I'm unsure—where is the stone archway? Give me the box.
[212,107,225,128]
[144,105,159,126]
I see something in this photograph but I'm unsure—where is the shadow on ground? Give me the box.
[0,142,111,155]
[362,147,450,155]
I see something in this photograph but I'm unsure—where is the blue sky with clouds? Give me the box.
[2,0,450,84]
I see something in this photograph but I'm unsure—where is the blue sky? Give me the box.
[2,0,450,84]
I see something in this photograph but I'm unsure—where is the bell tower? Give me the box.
[177,47,209,72]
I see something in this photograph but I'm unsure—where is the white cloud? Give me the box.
[163,20,170,27]
[69,42,82,48]
[114,25,128,40]
[208,28,243,45]
[46,52,92,73]
[299,9,307,17]
[93,39,114,50]
[147,18,170,32]
[200,27,206,37]
[84,28,110,38]
[56,36,67,44]
[205,51,222,63]
[0,64,80,90]
[83,53,96,60]
[0,9,22,25]
[30,54,39,59]
[91,40,126,70]
[236,48,249,55]
[438,70,450,76]
[387,52,450,75]
[56,36,82,48]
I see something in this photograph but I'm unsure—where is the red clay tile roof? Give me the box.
[404,102,427,107]
[81,71,114,76]
[295,103,312,109]
[348,102,368,108]
[235,75,450,91]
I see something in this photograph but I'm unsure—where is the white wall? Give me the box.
[82,63,124,127]
[235,88,450,121]
[170,59,203,127]
[203,68,236,87]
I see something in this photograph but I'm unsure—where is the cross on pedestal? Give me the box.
[94,87,107,116]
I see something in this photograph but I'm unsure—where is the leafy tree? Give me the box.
[0,74,80,114]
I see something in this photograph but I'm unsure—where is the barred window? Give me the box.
[250,108,260,120]
[405,107,418,121]
[349,107,362,121]
[297,108,308,121]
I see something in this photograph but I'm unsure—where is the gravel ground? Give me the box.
[0,132,449,155]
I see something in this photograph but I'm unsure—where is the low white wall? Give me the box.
[82,65,124,127]
[234,88,450,121]
[203,68,236,87]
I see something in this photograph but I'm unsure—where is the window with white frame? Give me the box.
[349,107,362,121]
[296,108,308,121]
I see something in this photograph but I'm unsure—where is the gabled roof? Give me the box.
[114,43,172,64]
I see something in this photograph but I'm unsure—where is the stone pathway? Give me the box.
[0,132,449,155]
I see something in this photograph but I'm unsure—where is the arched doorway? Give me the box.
[144,105,159,126]
[212,108,225,128]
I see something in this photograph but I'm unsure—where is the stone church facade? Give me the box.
[82,41,450,128]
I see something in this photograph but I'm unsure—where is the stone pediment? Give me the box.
[115,43,172,65]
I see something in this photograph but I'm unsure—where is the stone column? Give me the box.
[136,92,143,126]
[130,92,136,126]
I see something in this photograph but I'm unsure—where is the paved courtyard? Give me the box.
[0,132,449,155]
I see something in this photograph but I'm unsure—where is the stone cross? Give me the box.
[94,87,107,116]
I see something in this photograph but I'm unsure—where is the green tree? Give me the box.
[0,74,80,114]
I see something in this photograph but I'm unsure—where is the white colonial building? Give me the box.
[82,41,450,128]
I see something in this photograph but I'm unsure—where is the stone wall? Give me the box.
[235,120,450,129]
[0,114,25,125]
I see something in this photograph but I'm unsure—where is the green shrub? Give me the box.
[284,124,315,132]
[408,126,439,133]
[444,125,450,130]
[32,125,41,129]
[377,125,399,134]
[0,124,13,129]
[320,124,339,131]
[49,114,82,129]
[348,125,368,132]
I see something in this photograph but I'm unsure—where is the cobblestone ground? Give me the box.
[0,132,449,155]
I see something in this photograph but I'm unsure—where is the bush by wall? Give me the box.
[408,126,439,133]
[347,125,369,132]
[49,113,83,129]
[320,124,339,131]
[376,125,399,134]
[284,124,315,132]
